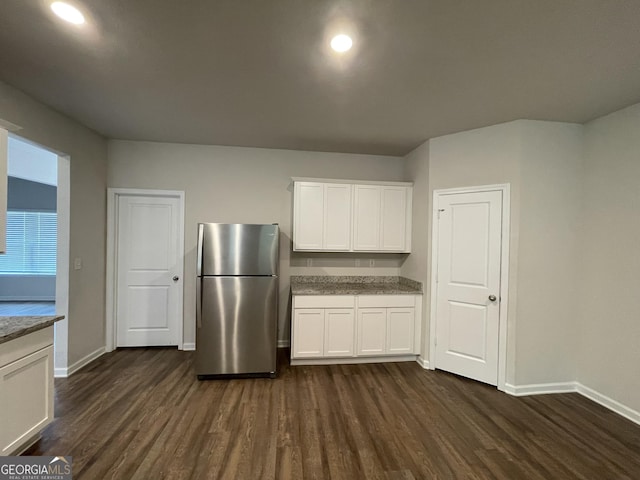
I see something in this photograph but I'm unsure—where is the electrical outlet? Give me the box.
[74,257,82,270]
[369,259,375,268]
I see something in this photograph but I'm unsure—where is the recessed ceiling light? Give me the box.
[50,2,85,25]
[331,34,353,53]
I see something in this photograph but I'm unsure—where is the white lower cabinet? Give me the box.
[324,309,355,357]
[356,308,387,355]
[292,294,421,363]
[356,307,416,356]
[292,296,356,359]
[386,308,415,354]
[292,307,355,358]
[292,309,325,358]
[0,327,55,455]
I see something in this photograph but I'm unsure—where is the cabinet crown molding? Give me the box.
[292,177,413,187]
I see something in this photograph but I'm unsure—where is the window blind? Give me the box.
[0,211,57,275]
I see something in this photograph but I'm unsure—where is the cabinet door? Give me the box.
[292,309,325,358]
[353,185,381,251]
[357,308,386,355]
[324,309,355,357]
[293,182,324,250]
[0,345,54,455]
[323,184,352,251]
[380,186,408,251]
[386,308,415,354]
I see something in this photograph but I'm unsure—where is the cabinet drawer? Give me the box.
[294,295,355,308]
[0,326,54,367]
[357,295,415,308]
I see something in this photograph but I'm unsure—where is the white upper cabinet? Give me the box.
[323,184,352,250]
[353,184,412,252]
[294,182,324,250]
[380,186,408,251]
[0,127,7,253]
[294,182,351,251]
[293,179,412,253]
[353,185,381,251]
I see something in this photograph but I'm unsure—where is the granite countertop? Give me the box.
[291,276,422,295]
[0,315,65,345]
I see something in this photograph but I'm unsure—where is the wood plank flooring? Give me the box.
[26,348,640,479]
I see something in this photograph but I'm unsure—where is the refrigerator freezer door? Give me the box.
[195,276,278,375]
[198,223,279,276]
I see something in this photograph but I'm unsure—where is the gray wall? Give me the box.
[402,140,430,355]
[107,140,405,346]
[402,110,640,416]
[0,80,108,367]
[516,121,583,384]
[579,103,640,413]
[409,120,524,385]
[402,120,583,387]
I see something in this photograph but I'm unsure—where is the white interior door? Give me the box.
[116,194,183,347]
[434,190,502,385]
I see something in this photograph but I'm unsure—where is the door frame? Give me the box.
[106,188,185,352]
[428,183,510,391]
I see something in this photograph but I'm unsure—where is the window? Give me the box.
[0,211,57,275]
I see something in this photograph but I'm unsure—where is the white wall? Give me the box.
[579,103,640,413]
[402,140,430,354]
[403,120,584,386]
[417,120,523,384]
[0,80,108,367]
[516,121,583,384]
[107,140,404,345]
[8,136,58,185]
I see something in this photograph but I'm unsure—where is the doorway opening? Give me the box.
[0,134,70,376]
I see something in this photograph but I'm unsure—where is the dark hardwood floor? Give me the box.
[26,348,640,479]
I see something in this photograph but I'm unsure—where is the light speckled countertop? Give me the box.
[291,276,422,295]
[0,315,65,344]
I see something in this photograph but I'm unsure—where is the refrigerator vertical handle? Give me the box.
[196,224,204,277]
[196,277,202,329]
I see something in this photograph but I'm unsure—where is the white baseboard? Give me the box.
[277,340,290,348]
[416,357,430,369]
[576,383,640,426]
[504,381,640,426]
[54,347,105,378]
[503,381,577,396]
[291,355,418,366]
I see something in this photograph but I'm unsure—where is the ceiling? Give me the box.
[1,0,640,156]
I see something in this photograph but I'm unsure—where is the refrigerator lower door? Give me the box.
[196,276,277,376]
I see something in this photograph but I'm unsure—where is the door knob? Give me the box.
[173,276,180,282]
[488,295,497,302]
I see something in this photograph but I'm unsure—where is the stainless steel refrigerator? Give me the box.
[195,223,279,378]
